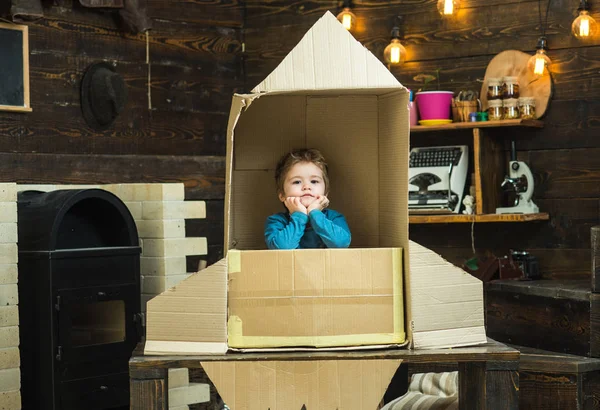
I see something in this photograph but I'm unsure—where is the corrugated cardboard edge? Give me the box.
[144,341,227,355]
[226,248,405,349]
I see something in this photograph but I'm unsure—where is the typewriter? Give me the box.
[408,145,469,214]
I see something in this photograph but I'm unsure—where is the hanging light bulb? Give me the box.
[572,0,598,39]
[336,0,357,31]
[527,37,552,76]
[383,26,407,66]
[437,0,461,17]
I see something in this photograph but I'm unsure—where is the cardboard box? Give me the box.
[145,11,486,356]
[227,248,403,348]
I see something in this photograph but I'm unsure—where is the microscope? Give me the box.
[496,141,539,214]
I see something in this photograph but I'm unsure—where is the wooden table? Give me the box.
[129,339,519,410]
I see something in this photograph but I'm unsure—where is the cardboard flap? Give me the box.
[144,258,228,355]
[202,359,402,410]
[252,11,400,92]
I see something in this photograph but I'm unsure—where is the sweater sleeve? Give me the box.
[308,210,351,248]
[264,212,308,250]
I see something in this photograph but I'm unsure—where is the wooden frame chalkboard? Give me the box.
[0,22,31,113]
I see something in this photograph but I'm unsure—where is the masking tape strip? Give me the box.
[228,332,406,349]
[393,248,404,336]
[229,292,395,299]
[228,249,241,273]
[228,316,406,348]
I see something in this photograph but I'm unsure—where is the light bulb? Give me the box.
[572,10,598,39]
[437,0,460,16]
[337,8,357,31]
[384,39,407,65]
[528,49,552,76]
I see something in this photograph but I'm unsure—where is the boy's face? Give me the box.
[279,162,326,208]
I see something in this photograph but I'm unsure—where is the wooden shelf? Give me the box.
[410,119,543,133]
[409,213,550,224]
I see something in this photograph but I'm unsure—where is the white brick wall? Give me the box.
[0,182,210,409]
[0,184,19,409]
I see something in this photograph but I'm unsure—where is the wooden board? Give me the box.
[480,50,552,118]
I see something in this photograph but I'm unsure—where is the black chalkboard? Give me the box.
[0,23,31,112]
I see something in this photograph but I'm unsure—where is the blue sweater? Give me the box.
[264,209,351,249]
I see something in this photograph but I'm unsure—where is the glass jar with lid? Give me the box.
[487,78,503,100]
[518,97,536,120]
[487,99,504,121]
[502,76,520,99]
[503,98,520,119]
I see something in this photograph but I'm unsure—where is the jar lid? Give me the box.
[504,98,519,106]
[518,96,536,104]
[502,76,519,83]
[488,99,503,107]
[487,78,502,86]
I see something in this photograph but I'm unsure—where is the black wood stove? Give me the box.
[17,189,142,410]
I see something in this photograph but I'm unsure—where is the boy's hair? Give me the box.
[275,148,329,195]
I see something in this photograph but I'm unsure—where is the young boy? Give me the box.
[265,148,351,249]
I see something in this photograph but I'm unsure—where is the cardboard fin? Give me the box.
[407,240,487,349]
[252,11,400,92]
[202,359,402,410]
[144,258,228,355]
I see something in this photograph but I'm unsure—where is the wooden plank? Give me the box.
[458,362,486,410]
[409,213,549,223]
[0,104,228,156]
[486,286,593,356]
[591,294,600,358]
[519,370,579,410]
[485,369,519,410]
[486,279,591,301]
[30,7,242,66]
[130,378,167,410]
[0,152,225,200]
[129,341,519,369]
[411,120,544,133]
[527,148,600,199]
[147,0,244,27]
[582,371,600,409]
[518,346,600,373]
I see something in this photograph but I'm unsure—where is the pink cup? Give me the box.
[415,91,454,120]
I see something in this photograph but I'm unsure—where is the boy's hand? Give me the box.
[307,195,329,213]
[284,197,308,215]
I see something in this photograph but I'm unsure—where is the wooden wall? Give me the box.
[0,0,243,267]
[2,0,599,278]
[244,0,600,279]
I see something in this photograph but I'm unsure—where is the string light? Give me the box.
[383,26,407,66]
[572,0,598,39]
[528,0,553,76]
[336,0,357,31]
[528,37,552,76]
[437,0,461,17]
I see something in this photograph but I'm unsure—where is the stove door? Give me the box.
[56,284,140,366]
